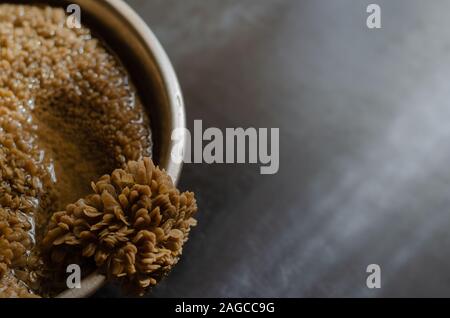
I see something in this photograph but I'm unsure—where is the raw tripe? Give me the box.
[0,4,158,297]
[43,157,198,295]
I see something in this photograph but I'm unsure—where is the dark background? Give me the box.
[97,0,450,297]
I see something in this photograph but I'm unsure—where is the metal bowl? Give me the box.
[8,0,186,297]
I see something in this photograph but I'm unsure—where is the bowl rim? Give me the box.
[56,0,186,298]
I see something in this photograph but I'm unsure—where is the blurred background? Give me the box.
[97,0,450,297]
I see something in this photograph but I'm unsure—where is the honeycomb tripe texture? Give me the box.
[0,4,153,297]
[43,158,198,295]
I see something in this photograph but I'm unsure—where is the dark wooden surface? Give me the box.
[95,0,450,297]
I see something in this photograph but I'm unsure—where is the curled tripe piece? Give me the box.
[42,157,198,294]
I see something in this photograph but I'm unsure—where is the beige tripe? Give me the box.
[43,157,198,295]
